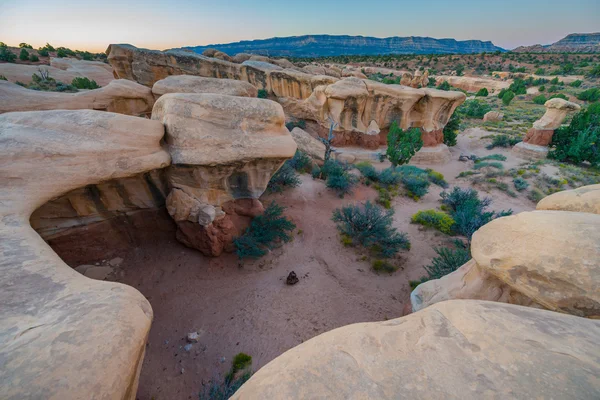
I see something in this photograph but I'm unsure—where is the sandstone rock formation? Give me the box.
[152,93,297,255]
[483,111,503,122]
[0,109,170,399]
[411,207,600,318]
[290,127,326,161]
[0,62,112,86]
[435,75,510,93]
[50,57,115,86]
[152,75,258,99]
[513,98,580,159]
[537,184,600,214]
[232,53,253,63]
[201,48,233,62]
[0,79,155,116]
[233,300,600,399]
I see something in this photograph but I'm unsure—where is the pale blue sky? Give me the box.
[0,0,598,52]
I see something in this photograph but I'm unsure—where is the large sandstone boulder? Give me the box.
[0,62,112,86]
[0,110,170,399]
[232,53,253,63]
[152,75,258,99]
[537,184,600,214]
[152,93,297,255]
[50,57,115,86]
[0,79,155,116]
[290,127,326,161]
[201,48,233,62]
[435,75,510,93]
[483,111,504,122]
[412,209,600,318]
[233,300,600,399]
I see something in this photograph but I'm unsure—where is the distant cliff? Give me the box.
[513,33,600,53]
[178,35,505,57]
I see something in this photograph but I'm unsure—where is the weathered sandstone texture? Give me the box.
[50,57,115,86]
[201,48,233,62]
[483,111,503,122]
[233,300,600,399]
[435,75,510,93]
[0,79,155,116]
[290,127,326,161]
[152,93,297,255]
[537,184,600,214]
[513,98,581,159]
[411,208,600,318]
[107,44,336,100]
[0,60,114,86]
[0,110,170,399]
[152,75,258,99]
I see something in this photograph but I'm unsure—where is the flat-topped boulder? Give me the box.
[435,75,510,93]
[0,110,170,399]
[412,208,600,318]
[0,79,155,116]
[537,184,600,214]
[233,300,600,399]
[0,62,110,86]
[50,57,115,86]
[152,75,258,99]
[152,93,296,255]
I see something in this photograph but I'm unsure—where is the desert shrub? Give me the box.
[502,90,515,106]
[473,161,503,170]
[539,85,546,92]
[38,48,49,57]
[332,201,410,258]
[440,187,512,239]
[355,161,379,181]
[386,122,423,167]
[29,54,39,62]
[0,44,16,62]
[200,353,252,400]
[535,68,546,75]
[378,167,402,187]
[549,93,569,101]
[528,188,545,203]
[56,48,67,58]
[372,259,398,273]
[267,163,301,193]
[458,99,491,119]
[234,202,295,259]
[257,89,268,98]
[287,150,312,173]
[19,48,29,61]
[19,43,33,49]
[437,81,451,91]
[311,164,321,179]
[486,134,521,149]
[326,173,355,197]
[533,95,547,105]
[508,78,527,95]
[576,88,600,103]
[475,88,489,97]
[513,177,529,191]
[319,159,347,180]
[411,209,455,234]
[396,166,430,199]
[426,169,448,188]
[0,75,6,80]
[443,112,460,146]
[570,80,583,88]
[71,77,100,89]
[40,43,55,52]
[476,154,506,162]
[548,85,559,93]
[424,241,471,280]
[549,103,600,167]
[587,64,600,78]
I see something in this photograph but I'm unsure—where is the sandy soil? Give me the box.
[92,132,537,400]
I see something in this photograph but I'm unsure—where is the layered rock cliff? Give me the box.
[513,32,600,53]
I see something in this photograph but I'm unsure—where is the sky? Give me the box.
[1,0,599,52]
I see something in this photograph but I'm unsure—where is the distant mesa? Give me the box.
[513,32,600,53]
[175,34,505,57]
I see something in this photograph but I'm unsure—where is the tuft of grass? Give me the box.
[424,241,471,280]
[372,259,398,273]
[411,209,455,234]
[473,161,504,170]
[476,154,506,162]
[513,177,529,191]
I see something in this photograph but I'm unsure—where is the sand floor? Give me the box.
[95,131,537,399]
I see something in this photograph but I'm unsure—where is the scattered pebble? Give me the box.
[184,344,193,352]
[186,331,200,343]
[286,271,299,285]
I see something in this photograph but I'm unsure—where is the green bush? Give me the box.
[56,48,67,58]
[426,169,448,188]
[71,77,100,89]
[587,64,600,78]
[257,89,268,98]
[326,173,355,197]
[486,134,521,149]
[19,43,33,49]
[424,242,471,280]
[508,78,527,95]
[332,201,410,258]
[513,177,529,191]
[528,188,545,203]
[287,150,312,173]
[372,259,398,273]
[396,165,430,199]
[437,81,451,91]
[569,80,583,88]
[549,93,568,101]
[533,95,547,105]
[29,54,39,62]
[475,88,489,97]
[458,99,491,119]
[0,75,6,81]
[502,90,515,106]
[311,164,321,179]
[267,163,301,193]
[386,122,423,167]
[548,85,559,93]
[476,154,506,162]
[549,103,600,167]
[0,44,16,62]
[440,187,512,239]
[378,167,402,187]
[233,202,296,259]
[411,209,455,234]
[443,112,460,146]
[576,88,600,103]
[473,161,503,170]
[319,159,348,180]
[38,48,49,57]
[19,48,29,61]
[539,85,546,92]
[355,161,379,181]
[200,353,253,400]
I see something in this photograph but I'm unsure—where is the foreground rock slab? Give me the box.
[152,75,258,99]
[233,300,600,399]
[0,110,170,399]
[0,79,155,116]
[537,184,600,214]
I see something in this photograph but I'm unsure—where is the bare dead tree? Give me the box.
[319,117,337,162]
